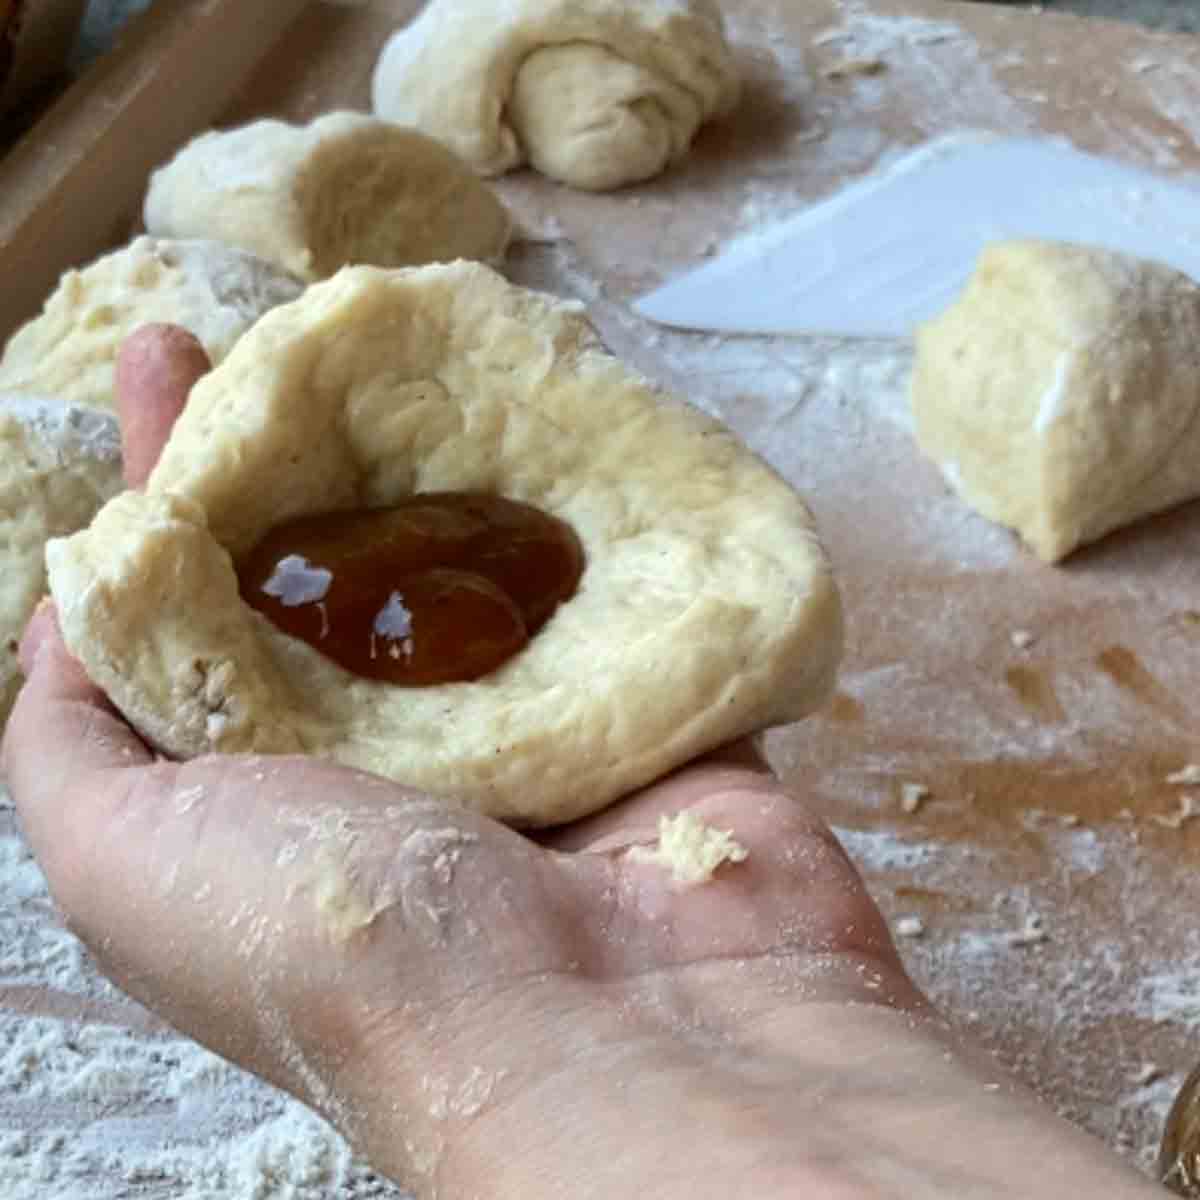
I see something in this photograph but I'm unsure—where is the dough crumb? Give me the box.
[628,810,748,886]
[1165,764,1200,785]
[1007,913,1047,947]
[899,782,930,814]
[1132,1062,1164,1087]
[821,56,887,80]
[894,915,926,939]
[1010,628,1037,650]
[1153,793,1200,830]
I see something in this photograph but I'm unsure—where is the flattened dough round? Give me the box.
[144,111,513,282]
[913,239,1200,562]
[47,262,841,827]
[0,394,122,726]
[371,0,740,191]
[0,236,303,412]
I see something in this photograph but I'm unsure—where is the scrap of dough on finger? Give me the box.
[46,261,842,828]
[371,0,741,191]
[0,394,122,726]
[0,236,303,413]
[628,810,749,886]
[913,239,1200,562]
[143,111,513,282]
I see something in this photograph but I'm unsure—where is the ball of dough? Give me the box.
[47,262,842,827]
[371,0,740,191]
[143,111,513,282]
[913,239,1200,562]
[0,393,122,727]
[0,236,303,412]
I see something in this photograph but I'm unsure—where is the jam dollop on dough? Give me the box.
[237,492,585,685]
[44,262,842,827]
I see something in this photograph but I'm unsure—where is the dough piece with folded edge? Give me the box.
[0,236,303,413]
[0,393,122,727]
[913,239,1200,563]
[144,111,513,282]
[46,261,841,827]
[371,0,740,191]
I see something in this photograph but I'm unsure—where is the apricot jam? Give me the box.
[237,493,584,685]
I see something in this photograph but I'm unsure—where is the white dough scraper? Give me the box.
[631,135,1200,339]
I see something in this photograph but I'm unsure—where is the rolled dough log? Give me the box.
[912,239,1200,562]
[371,0,740,191]
[143,111,513,282]
[0,236,302,412]
[46,262,842,827]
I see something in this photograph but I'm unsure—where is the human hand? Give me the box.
[1,326,1163,1199]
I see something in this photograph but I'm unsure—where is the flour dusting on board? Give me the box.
[718,2,1032,237]
[803,1,1031,135]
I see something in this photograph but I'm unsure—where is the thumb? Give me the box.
[2,601,155,889]
[116,323,209,489]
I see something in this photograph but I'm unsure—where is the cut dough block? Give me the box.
[371,0,740,191]
[913,239,1200,563]
[0,236,303,413]
[47,262,842,827]
[0,394,122,728]
[143,111,513,282]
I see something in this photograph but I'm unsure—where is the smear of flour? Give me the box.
[1128,57,1200,164]
[805,2,1032,135]
[835,815,1200,1175]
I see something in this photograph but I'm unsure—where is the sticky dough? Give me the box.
[46,261,842,827]
[371,0,740,191]
[913,239,1200,562]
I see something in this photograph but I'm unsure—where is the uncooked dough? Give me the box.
[628,810,749,885]
[913,239,1200,563]
[371,0,740,191]
[46,261,842,827]
[0,393,122,726]
[0,236,303,412]
[143,111,513,282]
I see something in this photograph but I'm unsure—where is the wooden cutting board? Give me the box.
[5,0,1200,1187]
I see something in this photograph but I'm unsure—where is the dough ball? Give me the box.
[371,0,740,191]
[0,236,303,413]
[0,393,122,726]
[143,111,513,282]
[913,239,1200,562]
[47,261,841,827]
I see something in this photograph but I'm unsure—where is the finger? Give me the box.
[541,737,774,853]
[115,323,209,488]
[16,597,60,679]
[540,744,907,988]
[3,608,153,828]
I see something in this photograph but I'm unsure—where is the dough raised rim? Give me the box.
[46,262,841,827]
